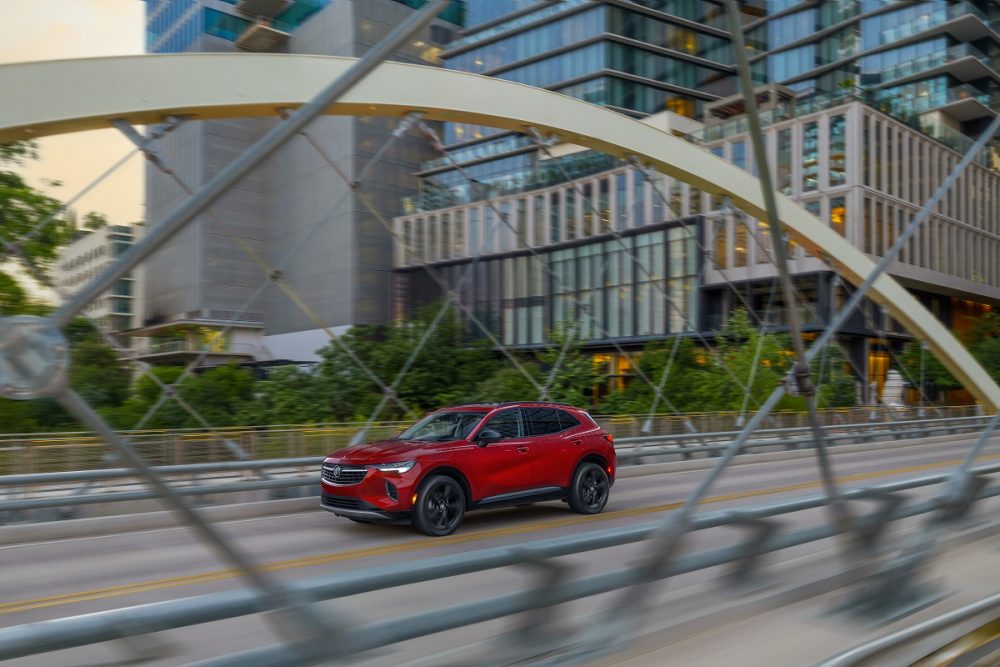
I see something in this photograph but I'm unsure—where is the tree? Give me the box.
[0,140,110,308]
[899,340,960,396]
[535,328,602,407]
[237,366,332,425]
[316,302,502,421]
[598,336,707,414]
[0,141,74,293]
[82,211,108,231]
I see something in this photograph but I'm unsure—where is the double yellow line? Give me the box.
[1,451,996,616]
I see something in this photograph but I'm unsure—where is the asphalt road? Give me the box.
[2,432,1000,666]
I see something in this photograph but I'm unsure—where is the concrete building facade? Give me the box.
[138,0,460,365]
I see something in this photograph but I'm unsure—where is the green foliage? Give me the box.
[82,212,108,231]
[535,327,602,406]
[899,340,961,392]
[236,366,331,426]
[600,310,858,414]
[0,140,112,308]
[812,344,857,408]
[0,141,73,289]
[316,302,501,420]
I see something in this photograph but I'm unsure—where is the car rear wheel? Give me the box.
[567,462,609,515]
[413,475,465,537]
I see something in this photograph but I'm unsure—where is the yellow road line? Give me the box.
[2,451,997,616]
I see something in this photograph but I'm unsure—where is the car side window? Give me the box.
[524,408,563,436]
[556,409,580,430]
[483,409,522,439]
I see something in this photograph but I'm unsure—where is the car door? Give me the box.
[525,407,581,488]
[469,408,536,500]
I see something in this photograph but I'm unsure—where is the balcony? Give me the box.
[878,43,999,88]
[937,84,996,122]
[236,0,290,17]
[235,19,291,52]
[880,2,1000,46]
[131,340,269,365]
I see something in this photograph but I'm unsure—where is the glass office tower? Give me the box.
[413,0,736,209]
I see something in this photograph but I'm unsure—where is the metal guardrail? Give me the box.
[818,590,1000,666]
[0,406,980,476]
[2,456,999,664]
[0,415,991,517]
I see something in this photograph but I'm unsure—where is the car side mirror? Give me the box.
[476,428,502,446]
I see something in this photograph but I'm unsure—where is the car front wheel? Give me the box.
[567,462,610,515]
[413,475,465,536]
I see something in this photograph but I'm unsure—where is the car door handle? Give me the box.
[516,447,529,453]
[571,439,583,446]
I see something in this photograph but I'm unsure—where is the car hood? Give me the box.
[327,439,462,464]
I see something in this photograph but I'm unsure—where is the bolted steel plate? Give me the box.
[0,316,69,400]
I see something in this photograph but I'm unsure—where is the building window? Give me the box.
[636,231,666,336]
[756,220,771,264]
[733,218,747,268]
[577,244,603,340]
[666,96,696,118]
[802,121,818,191]
[453,210,465,256]
[615,172,628,230]
[517,198,527,249]
[469,208,479,254]
[633,172,646,226]
[667,225,698,333]
[415,218,425,262]
[550,191,561,243]
[565,188,577,240]
[777,128,792,195]
[604,240,633,338]
[829,115,846,186]
[533,195,544,246]
[428,215,438,261]
[875,201,884,255]
[713,218,728,269]
[830,196,846,236]
[731,140,746,172]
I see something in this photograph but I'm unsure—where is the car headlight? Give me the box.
[368,461,416,473]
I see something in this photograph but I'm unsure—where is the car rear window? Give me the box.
[524,407,578,436]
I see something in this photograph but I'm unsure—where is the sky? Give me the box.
[0,0,146,227]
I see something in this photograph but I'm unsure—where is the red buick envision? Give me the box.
[320,402,616,536]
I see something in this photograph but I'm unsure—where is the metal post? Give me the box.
[724,0,852,536]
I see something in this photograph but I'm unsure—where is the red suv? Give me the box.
[320,402,616,536]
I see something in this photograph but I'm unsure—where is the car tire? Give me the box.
[567,462,610,515]
[413,475,465,537]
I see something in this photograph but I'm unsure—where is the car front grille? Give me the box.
[322,495,361,510]
[322,464,368,486]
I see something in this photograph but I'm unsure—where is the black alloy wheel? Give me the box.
[568,462,610,515]
[413,475,466,536]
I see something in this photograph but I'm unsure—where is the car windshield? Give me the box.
[396,411,487,442]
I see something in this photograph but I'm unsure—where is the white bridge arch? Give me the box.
[1,54,996,410]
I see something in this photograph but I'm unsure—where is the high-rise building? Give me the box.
[413,0,735,210]
[136,0,461,365]
[393,0,1000,403]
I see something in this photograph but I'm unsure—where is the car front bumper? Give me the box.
[320,493,411,523]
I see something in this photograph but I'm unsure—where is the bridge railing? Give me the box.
[0,405,979,476]
[2,450,999,664]
[0,414,991,519]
